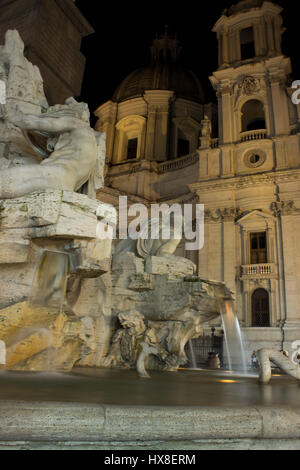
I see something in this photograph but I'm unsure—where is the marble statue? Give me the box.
[0,99,105,199]
[199,115,212,149]
[201,115,212,138]
[102,310,178,378]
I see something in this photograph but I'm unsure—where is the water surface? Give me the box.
[0,368,299,408]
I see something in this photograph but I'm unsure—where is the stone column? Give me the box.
[144,90,174,161]
[274,215,287,325]
[253,21,261,57]
[228,31,235,63]
[155,106,170,160]
[269,77,290,136]
[95,103,118,165]
[234,31,241,62]
[273,138,288,170]
[145,106,156,160]
[198,216,209,278]
[218,33,223,67]
[266,17,275,56]
[220,84,233,144]
[258,20,266,56]
[280,213,300,326]
[274,16,282,54]
[222,216,236,294]
[208,219,223,282]
[222,31,229,65]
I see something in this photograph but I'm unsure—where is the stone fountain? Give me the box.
[1,29,300,451]
[0,29,235,377]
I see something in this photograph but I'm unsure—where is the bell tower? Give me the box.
[192,0,300,354]
[210,0,295,149]
[214,0,284,69]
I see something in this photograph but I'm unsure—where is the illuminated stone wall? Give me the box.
[0,0,93,104]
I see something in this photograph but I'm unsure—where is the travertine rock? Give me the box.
[103,237,233,377]
[0,191,114,371]
[145,254,195,280]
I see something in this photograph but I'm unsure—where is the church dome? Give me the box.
[112,29,205,104]
[113,63,205,103]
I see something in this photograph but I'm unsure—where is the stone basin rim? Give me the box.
[0,400,300,441]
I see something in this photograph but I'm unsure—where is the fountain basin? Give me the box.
[0,369,300,449]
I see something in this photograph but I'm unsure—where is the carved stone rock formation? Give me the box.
[0,190,115,371]
[0,30,115,371]
[0,29,233,377]
[101,226,233,377]
[257,349,300,384]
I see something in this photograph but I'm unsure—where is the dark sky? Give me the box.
[75,0,300,118]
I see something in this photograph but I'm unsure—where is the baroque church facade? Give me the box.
[95,0,300,359]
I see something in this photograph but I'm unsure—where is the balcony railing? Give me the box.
[210,138,219,149]
[241,263,277,279]
[240,129,267,142]
[158,153,199,174]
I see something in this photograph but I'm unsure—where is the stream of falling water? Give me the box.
[32,251,70,311]
[30,250,70,370]
[188,340,197,369]
[220,300,248,374]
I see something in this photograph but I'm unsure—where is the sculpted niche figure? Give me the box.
[0,97,105,199]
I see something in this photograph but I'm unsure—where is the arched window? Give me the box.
[241,100,266,132]
[252,289,270,327]
[114,115,146,163]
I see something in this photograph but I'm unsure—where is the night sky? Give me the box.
[75,0,300,119]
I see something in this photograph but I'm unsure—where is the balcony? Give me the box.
[240,263,278,280]
[240,129,267,142]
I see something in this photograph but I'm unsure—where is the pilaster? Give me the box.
[144,90,175,161]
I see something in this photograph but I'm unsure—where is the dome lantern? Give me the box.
[150,26,182,64]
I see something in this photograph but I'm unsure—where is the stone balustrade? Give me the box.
[210,138,219,148]
[157,152,199,174]
[240,129,267,142]
[241,263,277,279]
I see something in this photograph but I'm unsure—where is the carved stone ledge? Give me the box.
[271,201,299,217]
[205,208,241,223]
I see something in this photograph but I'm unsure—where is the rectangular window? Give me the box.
[240,27,255,60]
[250,232,267,265]
[127,138,138,160]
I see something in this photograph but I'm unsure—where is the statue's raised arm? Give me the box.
[8,98,90,134]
